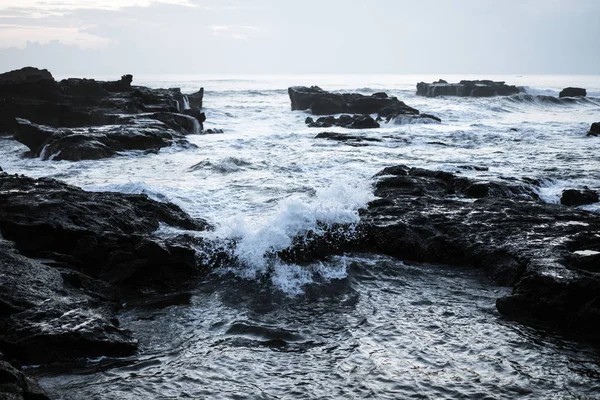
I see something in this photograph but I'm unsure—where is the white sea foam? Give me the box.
[214,180,373,294]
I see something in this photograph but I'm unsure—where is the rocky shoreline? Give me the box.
[1,71,599,398]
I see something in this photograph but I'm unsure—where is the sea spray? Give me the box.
[214,180,374,294]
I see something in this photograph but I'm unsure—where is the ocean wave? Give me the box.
[189,157,253,174]
[503,93,599,106]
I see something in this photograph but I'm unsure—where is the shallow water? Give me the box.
[2,74,600,398]
[37,256,600,399]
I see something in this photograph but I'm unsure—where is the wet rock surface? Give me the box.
[315,132,382,146]
[288,86,439,122]
[588,122,600,137]
[561,188,599,206]
[0,171,222,398]
[281,165,600,335]
[416,79,521,97]
[305,115,380,129]
[559,87,587,98]
[0,67,206,160]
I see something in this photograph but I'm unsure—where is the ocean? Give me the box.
[3,74,599,399]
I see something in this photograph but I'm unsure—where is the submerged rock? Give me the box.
[306,115,380,129]
[561,189,599,206]
[14,118,188,161]
[315,132,383,144]
[288,86,438,122]
[416,80,521,97]
[0,67,207,159]
[280,165,600,335]
[588,122,600,137]
[559,87,587,98]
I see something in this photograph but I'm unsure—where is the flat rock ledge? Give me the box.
[288,86,440,123]
[0,67,208,161]
[0,172,222,398]
[416,79,521,97]
[279,165,600,337]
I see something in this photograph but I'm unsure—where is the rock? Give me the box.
[315,132,382,144]
[14,117,192,161]
[588,122,600,137]
[0,173,211,288]
[187,88,204,109]
[0,66,53,82]
[307,115,380,129]
[0,67,207,158]
[561,189,599,206]
[279,165,600,334]
[205,128,224,134]
[416,80,521,97]
[0,358,50,399]
[559,87,586,98]
[288,86,429,120]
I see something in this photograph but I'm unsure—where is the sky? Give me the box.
[0,0,598,75]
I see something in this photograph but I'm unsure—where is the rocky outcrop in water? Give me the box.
[280,166,600,335]
[305,115,380,129]
[559,87,587,98]
[588,122,600,137]
[416,79,521,97]
[0,171,221,398]
[315,132,383,146]
[288,86,440,122]
[0,67,207,160]
[561,189,599,206]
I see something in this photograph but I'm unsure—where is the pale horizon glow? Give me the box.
[0,0,598,75]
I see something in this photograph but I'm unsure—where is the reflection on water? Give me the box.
[38,255,600,399]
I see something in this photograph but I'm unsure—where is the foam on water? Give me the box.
[214,180,373,294]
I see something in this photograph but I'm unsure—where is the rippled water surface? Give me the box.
[37,256,600,399]
[3,74,600,398]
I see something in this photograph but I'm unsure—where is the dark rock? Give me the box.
[0,66,53,82]
[187,88,204,110]
[279,165,600,335]
[588,122,600,137]
[315,132,382,143]
[288,86,431,121]
[0,358,50,399]
[205,129,224,134]
[416,80,521,97]
[0,67,208,158]
[14,117,190,161]
[0,173,211,288]
[559,87,586,98]
[561,189,599,206]
[307,115,380,129]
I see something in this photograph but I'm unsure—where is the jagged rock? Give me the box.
[14,118,187,161]
[187,88,204,109]
[315,132,382,143]
[288,86,429,121]
[561,189,599,206]
[279,165,600,334]
[559,87,587,98]
[0,173,211,288]
[307,115,380,129]
[416,80,521,97]
[0,358,50,399]
[588,122,600,137]
[0,67,207,157]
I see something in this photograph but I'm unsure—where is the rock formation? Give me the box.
[416,79,521,97]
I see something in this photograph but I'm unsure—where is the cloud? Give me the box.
[0,0,197,15]
[0,24,112,49]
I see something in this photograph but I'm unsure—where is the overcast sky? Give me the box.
[0,0,598,75]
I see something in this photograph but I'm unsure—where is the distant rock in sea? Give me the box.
[416,79,521,97]
[559,87,587,98]
[288,86,440,123]
[587,122,600,137]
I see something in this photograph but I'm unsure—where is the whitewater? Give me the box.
[2,74,600,399]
